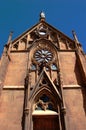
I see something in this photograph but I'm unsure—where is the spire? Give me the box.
[3,31,13,55]
[7,31,13,44]
[39,11,45,21]
[72,30,79,43]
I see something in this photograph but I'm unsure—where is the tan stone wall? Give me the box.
[4,52,28,86]
[64,88,86,130]
[59,52,82,85]
[0,90,24,130]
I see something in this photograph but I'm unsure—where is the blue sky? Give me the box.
[0,0,86,56]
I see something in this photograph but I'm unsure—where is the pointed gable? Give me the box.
[10,20,75,52]
[29,68,62,102]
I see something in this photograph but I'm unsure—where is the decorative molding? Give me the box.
[3,86,24,90]
[58,49,76,52]
[63,84,81,89]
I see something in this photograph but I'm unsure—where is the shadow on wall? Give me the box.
[81,87,86,115]
[74,58,86,114]
[74,58,83,86]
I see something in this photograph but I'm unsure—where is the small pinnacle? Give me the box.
[72,30,79,43]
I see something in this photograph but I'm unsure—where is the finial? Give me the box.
[72,30,79,43]
[40,11,45,21]
[7,31,13,44]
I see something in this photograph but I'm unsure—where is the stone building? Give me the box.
[0,12,86,130]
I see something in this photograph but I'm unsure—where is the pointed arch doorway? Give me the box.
[32,94,60,130]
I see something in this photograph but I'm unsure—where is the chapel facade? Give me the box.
[0,12,86,130]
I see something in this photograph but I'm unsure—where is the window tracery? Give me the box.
[34,48,53,64]
[34,94,56,111]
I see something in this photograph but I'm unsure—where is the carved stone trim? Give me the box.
[63,85,81,89]
[3,85,24,90]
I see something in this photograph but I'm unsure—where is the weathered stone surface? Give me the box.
[0,90,24,130]
[59,52,83,85]
[64,88,86,130]
[4,53,28,86]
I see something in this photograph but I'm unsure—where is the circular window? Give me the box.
[36,25,48,37]
[34,49,53,63]
[39,29,46,36]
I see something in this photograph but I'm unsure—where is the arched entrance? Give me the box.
[32,94,60,130]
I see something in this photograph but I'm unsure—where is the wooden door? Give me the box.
[33,115,60,130]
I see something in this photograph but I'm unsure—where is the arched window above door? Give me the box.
[33,94,57,112]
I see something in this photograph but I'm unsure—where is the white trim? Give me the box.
[32,110,58,115]
[3,86,24,89]
[63,85,81,88]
